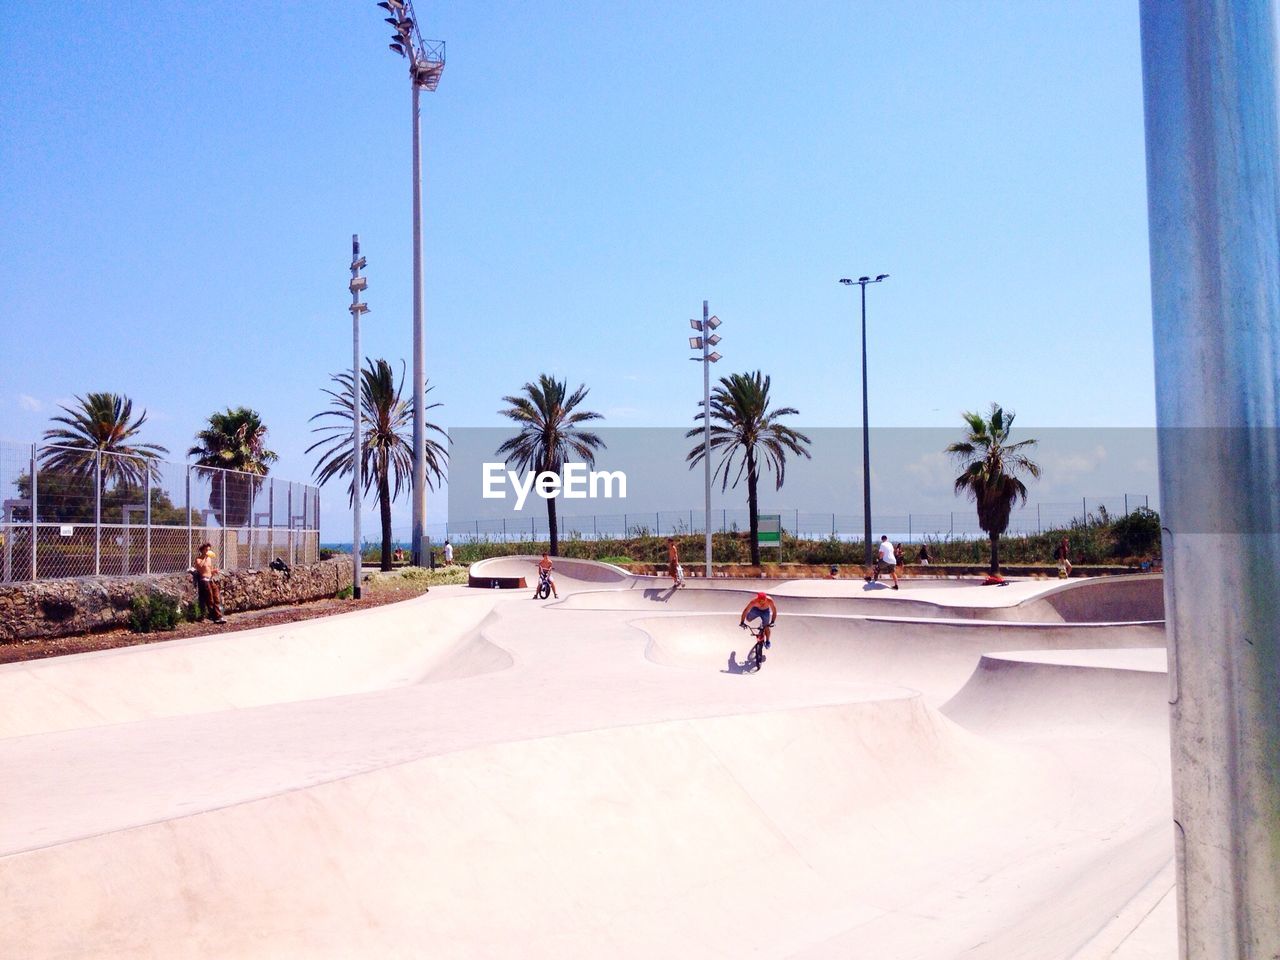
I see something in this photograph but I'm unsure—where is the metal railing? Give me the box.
[429,494,1153,545]
[0,441,321,584]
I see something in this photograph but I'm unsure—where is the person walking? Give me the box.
[877,534,900,590]
[918,543,932,566]
[666,537,685,588]
[1056,536,1073,577]
[443,539,454,565]
[192,542,226,624]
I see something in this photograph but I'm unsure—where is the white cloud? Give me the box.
[905,451,953,488]
[18,394,41,412]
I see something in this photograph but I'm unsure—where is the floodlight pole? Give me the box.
[349,235,370,600]
[1141,1,1280,955]
[840,275,888,567]
[410,82,427,568]
[702,300,712,577]
[689,303,721,578]
[372,0,444,568]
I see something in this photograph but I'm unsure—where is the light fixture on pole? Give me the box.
[689,303,722,578]
[839,274,889,569]
[349,235,371,599]
[373,0,445,568]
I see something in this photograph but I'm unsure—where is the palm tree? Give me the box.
[308,359,447,570]
[945,403,1041,575]
[497,374,605,556]
[685,371,811,566]
[188,407,278,528]
[40,392,169,489]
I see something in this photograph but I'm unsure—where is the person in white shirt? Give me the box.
[877,535,900,590]
[443,540,454,565]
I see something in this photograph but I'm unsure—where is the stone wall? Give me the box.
[0,558,353,643]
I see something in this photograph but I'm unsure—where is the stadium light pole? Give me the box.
[349,236,370,599]
[839,274,889,567]
[372,0,445,567]
[689,302,722,578]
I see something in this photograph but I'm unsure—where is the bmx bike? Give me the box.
[534,568,553,600]
[740,621,773,673]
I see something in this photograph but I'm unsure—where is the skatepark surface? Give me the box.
[0,558,1175,958]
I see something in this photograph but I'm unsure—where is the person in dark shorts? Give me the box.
[192,542,226,624]
[739,592,778,644]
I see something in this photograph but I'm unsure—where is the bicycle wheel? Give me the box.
[537,580,551,599]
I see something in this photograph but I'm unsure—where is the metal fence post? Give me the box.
[267,480,274,563]
[1082,496,1087,524]
[93,451,101,576]
[144,464,152,574]
[287,483,294,566]
[1037,503,1042,534]
[29,444,37,581]
[1124,493,1129,515]
[186,465,192,563]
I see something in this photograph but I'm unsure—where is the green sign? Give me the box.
[757,514,781,548]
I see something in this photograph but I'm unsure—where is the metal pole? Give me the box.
[860,282,873,567]
[410,83,428,568]
[94,451,101,576]
[29,445,38,581]
[144,466,151,575]
[185,465,192,564]
[267,481,274,563]
[702,299,713,577]
[1141,1,1280,955]
[351,234,364,600]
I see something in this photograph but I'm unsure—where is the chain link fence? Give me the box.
[0,441,320,584]
[431,495,1152,545]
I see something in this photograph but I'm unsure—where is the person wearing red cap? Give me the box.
[739,591,778,659]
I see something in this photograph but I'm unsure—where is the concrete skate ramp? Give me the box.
[556,574,1165,624]
[942,648,1169,735]
[469,555,633,587]
[640,613,1166,704]
[0,594,508,739]
[0,576,1176,958]
[0,692,1170,959]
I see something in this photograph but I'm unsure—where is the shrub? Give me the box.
[1110,507,1162,558]
[129,591,182,633]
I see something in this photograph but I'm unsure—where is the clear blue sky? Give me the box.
[0,1,1154,538]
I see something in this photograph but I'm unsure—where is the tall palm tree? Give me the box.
[685,371,811,566]
[40,392,169,488]
[309,359,447,570]
[497,374,605,556]
[188,407,278,528]
[945,403,1041,575]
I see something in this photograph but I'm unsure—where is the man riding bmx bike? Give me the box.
[532,552,559,600]
[739,592,778,668]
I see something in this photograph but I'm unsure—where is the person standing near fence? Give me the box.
[443,539,454,565]
[193,542,226,624]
